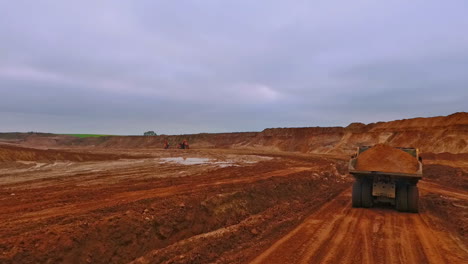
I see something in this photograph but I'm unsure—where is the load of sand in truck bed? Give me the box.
[355,144,419,174]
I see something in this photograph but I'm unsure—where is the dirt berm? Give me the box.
[0,144,132,162]
[355,144,419,174]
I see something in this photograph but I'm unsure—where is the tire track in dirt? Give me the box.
[250,188,468,264]
[1,167,314,225]
[419,181,468,199]
[1,161,186,188]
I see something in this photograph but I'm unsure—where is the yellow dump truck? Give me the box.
[349,146,423,212]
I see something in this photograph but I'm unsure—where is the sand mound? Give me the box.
[355,144,419,174]
[0,144,124,162]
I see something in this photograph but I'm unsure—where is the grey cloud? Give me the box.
[1,0,467,134]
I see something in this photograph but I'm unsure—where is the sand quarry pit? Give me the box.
[0,146,467,263]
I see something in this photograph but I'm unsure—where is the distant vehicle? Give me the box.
[349,145,423,213]
[178,140,189,149]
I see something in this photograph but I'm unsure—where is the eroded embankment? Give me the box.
[0,112,468,155]
[0,144,133,162]
[5,112,466,155]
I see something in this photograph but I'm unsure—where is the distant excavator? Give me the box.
[178,140,189,149]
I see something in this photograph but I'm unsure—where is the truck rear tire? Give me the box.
[352,180,362,208]
[407,185,419,213]
[396,183,408,212]
[361,179,373,208]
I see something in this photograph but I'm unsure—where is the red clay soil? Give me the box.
[249,183,468,264]
[423,164,468,189]
[0,148,467,263]
[0,144,130,162]
[355,144,419,174]
[421,152,468,162]
[420,183,468,246]
[0,150,349,264]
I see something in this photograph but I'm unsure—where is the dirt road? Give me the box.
[251,185,468,264]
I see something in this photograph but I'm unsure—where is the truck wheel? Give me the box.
[352,180,362,208]
[396,183,408,212]
[407,185,419,213]
[361,179,373,208]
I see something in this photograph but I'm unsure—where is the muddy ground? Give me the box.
[0,147,467,263]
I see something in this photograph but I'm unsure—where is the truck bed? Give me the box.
[348,146,423,179]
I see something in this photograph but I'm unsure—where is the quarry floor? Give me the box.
[0,147,467,264]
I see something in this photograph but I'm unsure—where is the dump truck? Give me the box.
[349,145,423,212]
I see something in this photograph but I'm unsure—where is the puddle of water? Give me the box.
[218,164,240,168]
[31,163,47,169]
[159,157,236,166]
[160,157,210,165]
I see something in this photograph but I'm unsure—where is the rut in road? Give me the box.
[250,189,467,264]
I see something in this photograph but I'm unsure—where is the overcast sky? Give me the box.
[1,0,467,135]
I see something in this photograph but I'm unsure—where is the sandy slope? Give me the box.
[2,112,467,154]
